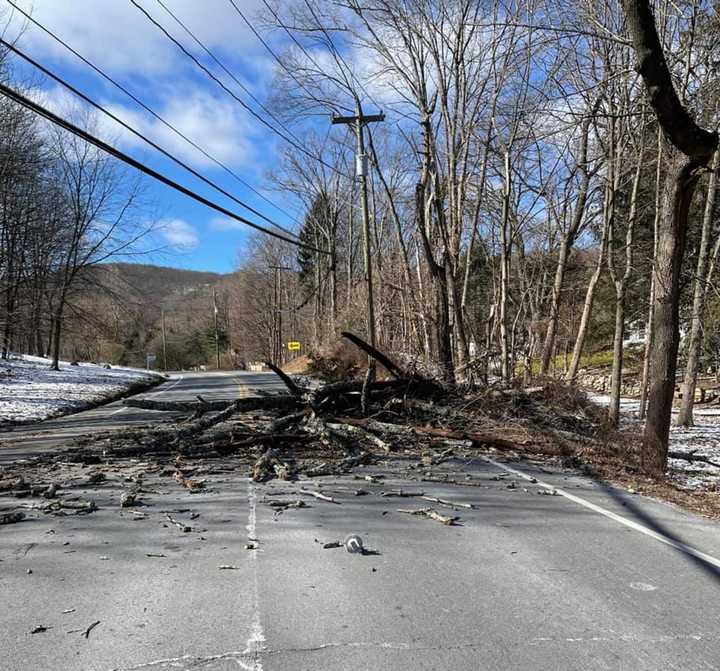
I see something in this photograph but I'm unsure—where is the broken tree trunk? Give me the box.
[124,395,299,414]
[265,361,304,397]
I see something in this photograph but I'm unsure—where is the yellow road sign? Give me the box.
[287,341,301,351]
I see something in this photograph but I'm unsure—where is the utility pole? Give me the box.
[161,309,168,372]
[212,287,220,370]
[270,265,292,366]
[331,102,384,350]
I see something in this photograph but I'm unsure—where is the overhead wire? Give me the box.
[0,79,329,254]
[0,38,301,239]
[154,0,301,144]
[301,0,383,112]
[128,0,347,178]
[3,0,301,223]
[227,0,350,115]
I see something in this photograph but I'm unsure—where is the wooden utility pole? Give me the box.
[161,309,168,372]
[332,103,384,350]
[212,287,220,370]
[270,265,292,366]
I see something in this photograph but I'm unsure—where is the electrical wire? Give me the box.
[0,80,329,254]
[154,0,300,144]
[2,0,301,223]
[128,0,347,178]
[301,0,383,112]
[227,0,350,115]
[0,38,300,239]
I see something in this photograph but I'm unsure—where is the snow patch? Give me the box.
[590,392,720,490]
[0,355,160,424]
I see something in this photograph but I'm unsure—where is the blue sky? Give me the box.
[2,0,315,273]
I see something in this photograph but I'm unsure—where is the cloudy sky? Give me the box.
[1,0,318,273]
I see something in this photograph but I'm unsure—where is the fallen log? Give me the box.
[668,450,720,468]
[269,411,309,433]
[124,395,298,414]
[308,378,409,410]
[335,417,533,454]
[325,422,392,452]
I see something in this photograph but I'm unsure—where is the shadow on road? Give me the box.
[588,472,720,581]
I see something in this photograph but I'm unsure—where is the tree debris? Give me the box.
[166,513,192,532]
[420,496,474,509]
[83,621,101,639]
[303,490,339,504]
[397,507,460,525]
[1,510,25,525]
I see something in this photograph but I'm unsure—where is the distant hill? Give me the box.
[90,263,227,309]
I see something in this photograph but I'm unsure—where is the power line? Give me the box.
[128,0,347,178]
[227,0,350,116]
[258,0,353,107]
[0,38,301,240]
[301,0,382,111]
[0,80,330,254]
[3,0,301,223]
[154,0,301,145]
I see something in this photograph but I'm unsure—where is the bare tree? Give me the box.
[621,0,718,475]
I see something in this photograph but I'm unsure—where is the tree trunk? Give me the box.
[643,151,706,474]
[622,0,718,475]
[566,240,606,383]
[639,129,664,419]
[539,237,571,377]
[51,300,65,371]
[677,149,719,426]
[608,290,626,426]
[499,150,512,381]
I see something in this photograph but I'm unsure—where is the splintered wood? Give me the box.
[397,507,461,525]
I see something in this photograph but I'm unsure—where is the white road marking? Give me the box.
[149,375,184,397]
[482,456,720,570]
[244,479,265,670]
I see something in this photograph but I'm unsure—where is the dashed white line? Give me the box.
[482,455,720,570]
[244,479,265,670]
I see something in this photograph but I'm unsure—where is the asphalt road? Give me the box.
[0,371,286,463]
[2,371,720,670]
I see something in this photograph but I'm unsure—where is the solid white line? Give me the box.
[482,456,720,570]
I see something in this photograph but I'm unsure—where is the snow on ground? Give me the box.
[590,392,720,490]
[0,355,161,425]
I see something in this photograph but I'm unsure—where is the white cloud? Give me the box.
[209,216,243,232]
[102,88,257,168]
[157,218,199,250]
[5,0,267,77]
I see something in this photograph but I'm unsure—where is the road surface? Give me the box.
[0,370,285,463]
[1,371,720,670]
